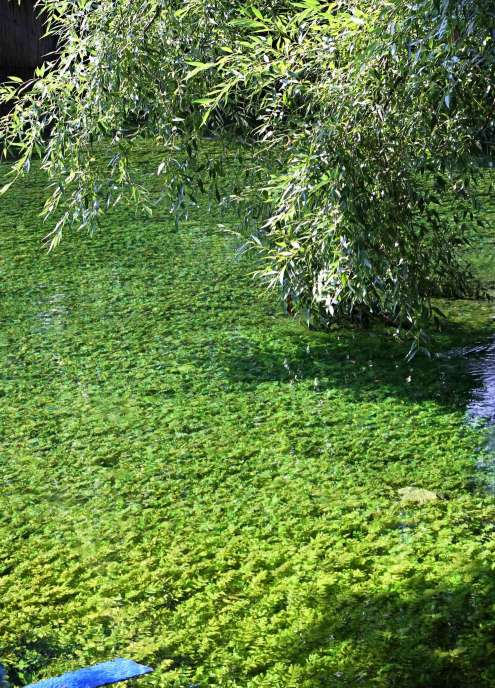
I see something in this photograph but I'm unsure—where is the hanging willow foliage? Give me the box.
[1,0,494,354]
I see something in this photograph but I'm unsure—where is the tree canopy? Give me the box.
[1,0,494,354]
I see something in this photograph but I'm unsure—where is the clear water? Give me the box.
[2,146,495,688]
[441,338,495,490]
[464,340,495,490]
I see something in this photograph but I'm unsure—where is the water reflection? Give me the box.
[450,339,495,491]
[438,338,495,490]
[466,340,495,426]
[36,291,69,332]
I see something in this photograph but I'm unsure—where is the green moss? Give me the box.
[1,145,495,688]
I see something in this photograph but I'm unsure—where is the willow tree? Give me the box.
[1,0,494,354]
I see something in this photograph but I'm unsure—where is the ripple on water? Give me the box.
[467,341,495,424]
[464,339,495,491]
[36,291,69,332]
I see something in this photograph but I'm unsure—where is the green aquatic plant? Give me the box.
[1,145,495,688]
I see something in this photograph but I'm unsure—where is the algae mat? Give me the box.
[1,146,495,688]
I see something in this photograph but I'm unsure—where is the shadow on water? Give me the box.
[2,636,78,688]
[220,318,494,412]
[268,558,495,688]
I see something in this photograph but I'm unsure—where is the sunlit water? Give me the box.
[439,338,495,486]
[36,290,69,332]
[2,150,494,685]
[466,341,495,424]
[464,340,495,490]
[442,339,495,491]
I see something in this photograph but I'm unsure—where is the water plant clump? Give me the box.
[1,145,495,688]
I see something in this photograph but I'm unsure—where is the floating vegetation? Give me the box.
[1,146,495,688]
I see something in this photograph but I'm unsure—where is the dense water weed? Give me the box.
[1,145,495,688]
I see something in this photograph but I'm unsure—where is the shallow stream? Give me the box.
[464,339,495,490]
[2,146,495,687]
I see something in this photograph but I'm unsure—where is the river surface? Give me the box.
[463,339,495,490]
[1,147,495,687]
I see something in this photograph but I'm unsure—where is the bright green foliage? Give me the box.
[1,0,494,350]
[1,146,495,688]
